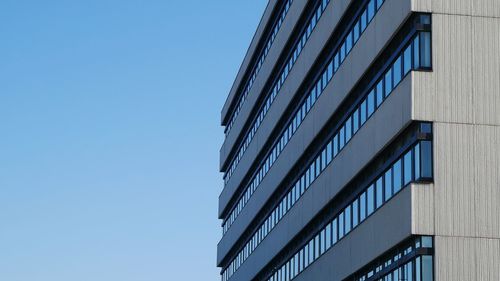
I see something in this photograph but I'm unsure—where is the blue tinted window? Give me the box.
[360,100,367,124]
[345,117,352,143]
[404,44,412,75]
[345,205,351,233]
[360,192,366,221]
[393,56,402,86]
[422,256,433,281]
[377,0,384,9]
[385,169,393,201]
[367,90,375,117]
[340,43,346,63]
[376,80,384,107]
[367,0,375,21]
[333,135,339,157]
[385,70,393,97]
[393,159,402,193]
[421,141,433,178]
[361,10,367,31]
[338,212,344,239]
[367,184,374,215]
[346,32,353,54]
[339,126,345,150]
[353,21,360,43]
[334,53,340,72]
[332,218,338,244]
[404,150,413,185]
[415,143,421,180]
[376,177,383,208]
[353,109,359,133]
[414,35,420,69]
[352,199,359,227]
[421,32,432,68]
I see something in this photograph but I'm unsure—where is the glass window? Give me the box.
[361,10,367,31]
[385,169,393,201]
[404,44,412,75]
[414,143,421,180]
[333,135,339,157]
[353,109,360,133]
[340,43,346,63]
[367,90,375,117]
[416,257,421,281]
[376,79,384,107]
[325,222,332,249]
[377,0,384,9]
[339,126,345,150]
[368,0,375,21]
[338,211,345,239]
[393,56,402,86]
[404,150,413,185]
[309,239,315,261]
[326,141,333,164]
[421,141,433,178]
[334,53,340,72]
[421,32,432,68]
[385,69,393,97]
[376,177,383,208]
[367,184,375,215]
[315,157,321,177]
[393,159,402,193]
[360,100,367,124]
[345,205,351,234]
[421,123,432,133]
[320,229,326,254]
[346,32,353,54]
[352,199,359,227]
[327,61,333,80]
[315,234,320,258]
[353,21,360,43]
[346,117,352,143]
[304,244,310,267]
[332,218,338,244]
[360,192,366,221]
[414,35,420,69]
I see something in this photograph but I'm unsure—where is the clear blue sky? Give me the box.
[0,1,267,280]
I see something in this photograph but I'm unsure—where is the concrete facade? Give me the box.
[218,0,500,280]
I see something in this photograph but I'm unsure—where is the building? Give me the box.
[217,0,500,280]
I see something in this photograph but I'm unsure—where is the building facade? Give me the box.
[218,0,500,280]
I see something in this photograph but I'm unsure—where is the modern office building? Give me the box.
[217,0,500,280]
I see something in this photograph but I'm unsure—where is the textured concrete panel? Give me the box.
[472,125,500,238]
[432,123,476,237]
[471,17,500,125]
[412,14,474,124]
[412,0,500,18]
[411,183,435,235]
[434,236,500,281]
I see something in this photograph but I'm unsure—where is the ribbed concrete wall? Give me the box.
[411,2,500,280]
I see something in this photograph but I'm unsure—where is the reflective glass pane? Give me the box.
[367,184,375,215]
[404,150,412,185]
[376,177,383,208]
[393,159,402,193]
